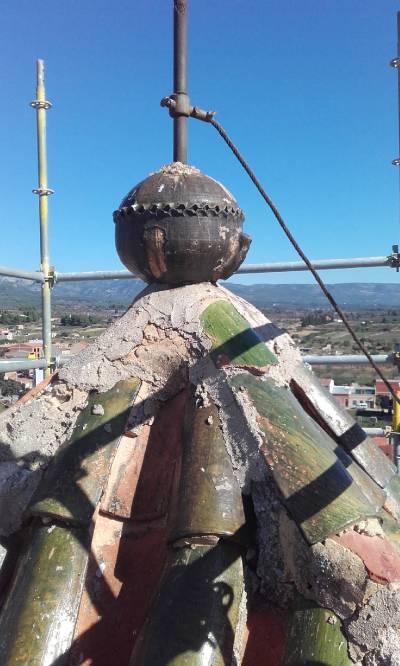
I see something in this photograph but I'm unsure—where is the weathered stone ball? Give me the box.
[113,162,251,284]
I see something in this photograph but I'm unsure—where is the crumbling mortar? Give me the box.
[276,512,400,664]
[0,380,88,535]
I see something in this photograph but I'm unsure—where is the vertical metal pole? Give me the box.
[173,0,188,163]
[31,60,53,377]
[391,13,400,255]
[396,13,400,166]
[393,390,400,473]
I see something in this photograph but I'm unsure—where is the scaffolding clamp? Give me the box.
[390,344,400,371]
[45,267,56,288]
[29,100,52,110]
[32,187,54,196]
[390,244,400,272]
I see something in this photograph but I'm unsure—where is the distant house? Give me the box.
[321,379,376,409]
[331,385,354,409]
[4,342,43,359]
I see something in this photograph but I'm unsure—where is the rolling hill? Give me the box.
[0,276,399,310]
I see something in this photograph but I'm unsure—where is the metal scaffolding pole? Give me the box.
[0,266,44,282]
[55,270,134,282]
[52,252,397,282]
[236,254,395,274]
[391,12,400,170]
[0,358,48,373]
[303,354,391,365]
[363,427,388,436]
[31,60,53,378]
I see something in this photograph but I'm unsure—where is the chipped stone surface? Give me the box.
[0,384,86,463]
[307,539,371,619]
[252,480,294,609]
[157,162,200,176]
[0,462,41,535]
[363,628,400,666]
[352,518,385,538]
[58,282,217,393]
[279,513,370,619]
[346,583,400,663]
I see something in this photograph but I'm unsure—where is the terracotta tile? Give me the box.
[131,391,186,521]
[101,390,186,522]
[100,430,150,519]
[70,391,187,664]
[333,530,400,584]
[242,609,285,666]
[70,514,168,666]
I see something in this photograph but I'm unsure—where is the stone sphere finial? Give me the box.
[113,162,251,284]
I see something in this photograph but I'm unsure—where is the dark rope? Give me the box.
[209,116,400,405]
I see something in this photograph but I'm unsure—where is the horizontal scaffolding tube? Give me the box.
[1,254,396,286]
[53,255,394,281]
[0,356,67,373]
[0,266,44,282]
[363,427,387,436]
[303,354,391,365]
[0,358,48,372]
[235,255,392,274]
[55,270,133,282]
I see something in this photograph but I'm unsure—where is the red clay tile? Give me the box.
[70,514,168,666]
[101,390,186,522]
[242,609,286,666]
[70,390,188,665]
[100,430,151,519]
[333,530,400,584]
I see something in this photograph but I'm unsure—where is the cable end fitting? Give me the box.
[160,95,216,122]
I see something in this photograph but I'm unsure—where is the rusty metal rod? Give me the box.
[173,0,188,162]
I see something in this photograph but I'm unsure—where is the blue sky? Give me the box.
[1,0,400,285]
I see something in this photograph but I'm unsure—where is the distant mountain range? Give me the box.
[0,276,399,310]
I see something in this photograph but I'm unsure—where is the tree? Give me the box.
[60,313,100,327]
[0,378,26,398]
[300,310,333,327]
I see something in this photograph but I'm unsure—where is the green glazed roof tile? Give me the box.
[230,373,378,544]
[383,474,400,522]
[171,393,246,542]
[29,378,140,526]
[201,300,277,369]
[292,367,395,488]
[0,523,89,665]
[134,541,244,666]
[283,597,352,665]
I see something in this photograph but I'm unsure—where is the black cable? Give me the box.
[209,116,400,406]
